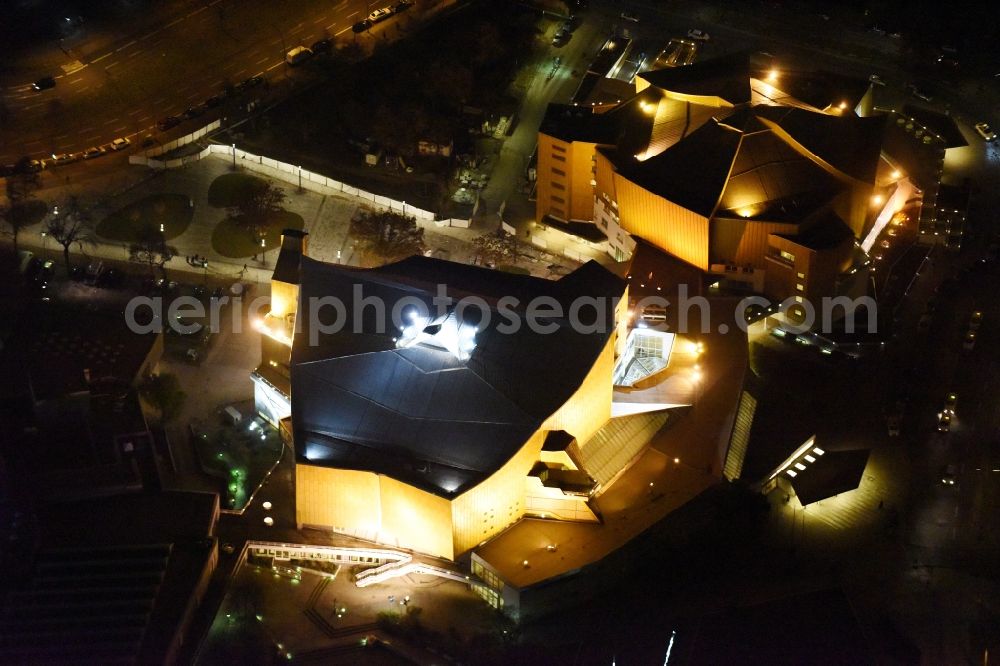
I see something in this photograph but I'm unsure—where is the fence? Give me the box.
[206,144,437,222]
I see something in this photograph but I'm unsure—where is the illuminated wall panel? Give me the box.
[542,335,616,445]
[379,476,454,560]
[451,429,546,556]
[296,465,382,536]
[711,217,798,268]
[613,175,711,270]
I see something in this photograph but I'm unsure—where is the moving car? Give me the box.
[687,29,710,41]
[937,411,951,432]
[32,76,56,91]
[940,464,958,486]
[975,122,997,142]
[367,6,392,22]
[908,85,932,102]
[285,46,313,66]
[969,310,982,330]
[963,330,976,350]
[943,392,958,414]
[110,137,131,151]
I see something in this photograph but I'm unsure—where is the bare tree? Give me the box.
[45,195,94,271]
[2,169,43,254]
[226,179,286,249]
[350,210,426,265]
[472,228,522,267]
[129,224,178,279]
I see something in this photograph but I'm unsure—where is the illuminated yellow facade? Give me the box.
[294,332,622,561]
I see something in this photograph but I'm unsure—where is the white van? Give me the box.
[285,46,313,66]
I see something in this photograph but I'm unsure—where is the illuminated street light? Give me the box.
[891,169,901,179]
[263,516,274,526]
[872,194,884,206]
[767,69,778,82]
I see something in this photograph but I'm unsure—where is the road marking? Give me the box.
[81,127,95,132]
[92,53,112,64]
[347,10,358,19]
[187,92,201,100]
[211,81,224,88]
[327,22,338,30]
[84,136,100,142]
[127,50,143,59]
[106,61,119,70]
[69,78,84,84]
[153,98,168,105]
[189,6,206,16]
[265,61,283,72]
[335,26,350,36]
[113,126,127,133]
[165,18,184,29]
[315,16,328,24]
[116,40,137,52]
[54,134,69,140]
[233,69,247,78]
[256,57,267,65]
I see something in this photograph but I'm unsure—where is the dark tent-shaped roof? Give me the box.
[290,256,626,496]
[639,51,752,105]
[790,448,871,505]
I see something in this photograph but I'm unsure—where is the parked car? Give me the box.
[157,115,181,131]
[353,19,372,32]
[395,0,414,12]
[620,11,639,23]
[687,28,710,41]
[32,76,56,91]
[82,146,106,159]
[311,38,333,55]
[367,6,392,22]
[49,152,80,166]
[285,45,313,66]
[975,122,997,142]
[110,137,131,151]
[183,105,205,119]
[204,94,224,108]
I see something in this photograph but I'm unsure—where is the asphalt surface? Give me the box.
[0,0,430,163]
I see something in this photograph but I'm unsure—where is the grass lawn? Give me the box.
[207,173,270,208]
[211,211,304,258]
[96,193,193,242]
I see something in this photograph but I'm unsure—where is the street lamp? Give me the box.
[232,143,237,169]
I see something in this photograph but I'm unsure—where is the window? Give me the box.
[796,283,804,292]
[551,194,565,204]
[780,250,796,263]
[795,296,804,304]
[551,167,566,177]
[796,272,805,279]
[552,182,565,191]
[552,153,566,162]
[552,143,566,153]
